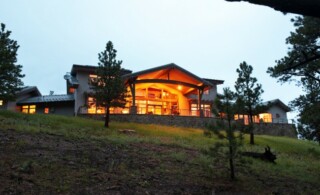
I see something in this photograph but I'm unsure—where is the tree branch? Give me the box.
[225,0,320,18]
[281,54,320,72]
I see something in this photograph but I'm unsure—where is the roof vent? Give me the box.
[50,91,54,95]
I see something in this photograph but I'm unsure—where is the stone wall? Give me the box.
[254,123,297,138]
[81,114,297,138]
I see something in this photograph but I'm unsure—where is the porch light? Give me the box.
[178,85,182,90]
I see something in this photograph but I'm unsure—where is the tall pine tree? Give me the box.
[268,16,320,143]
[211,87,243,180]
[0,23,24,102]
[235,61,264,145]
[91,41,127,128]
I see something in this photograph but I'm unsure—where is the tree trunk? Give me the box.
[229,145,235,180]
[227,118,235,180]
[104,105,110,128]
[249,109,255,145]
[250,131,254,145]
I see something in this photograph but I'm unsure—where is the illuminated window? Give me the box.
[44,107,49,114]
[22,105,29,113]
[69,87,75,94]
[87,96,105,114]
[21,105,36,114]
[191,104,198,116]
[29,105,36,114]
[0,100,3,106]
[89,74,98,85]
[259,113,272,123]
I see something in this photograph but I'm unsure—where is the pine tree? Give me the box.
[210,87,243,180]
[235,61,264,145]
[0,23,24,102]
[91,41,127,128]
[268,16,320,143]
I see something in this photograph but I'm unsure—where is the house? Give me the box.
[262,99,291,123]
[16,94,75,116]
[4,63,291,125]
[67,63,224,117]
[0,86,41,113]
[234,99,291,124]
[0,86,75,115]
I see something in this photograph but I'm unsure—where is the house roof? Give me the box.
[263,99,291,112]
[17,86,42,96]
[17,94,75,105]
[123,63,212,84]
[203,78,224,85]
[71,64,132,76]
[123,63,224,94]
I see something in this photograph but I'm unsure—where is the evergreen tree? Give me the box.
[210,87,243,180]
[235,61,264,145]
[91,41,127,128]
[0,23,24,102]
[268,16,320,143]
[267,16,320,85]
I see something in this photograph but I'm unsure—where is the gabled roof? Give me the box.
[123,63,225,95]
[17,86,41,96]
[123,63,214,86]
[17,94,74,105]
[263,99,291,112]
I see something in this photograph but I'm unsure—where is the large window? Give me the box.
[87,97,106,114]
[22,105,36,114]
[191,104,211,117]
[131,87,179,115]
[259,113,272,123]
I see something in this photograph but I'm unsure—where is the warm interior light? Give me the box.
[259,113,272,123]
[22,105,36,114]
[177,85,182,90]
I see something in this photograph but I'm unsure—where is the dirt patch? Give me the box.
[0,129,217,194]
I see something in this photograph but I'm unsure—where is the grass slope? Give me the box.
[0,110,319,194]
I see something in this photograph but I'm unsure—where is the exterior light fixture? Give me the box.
[178,85,182,90]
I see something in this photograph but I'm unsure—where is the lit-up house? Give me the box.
[1,63,291,124]
[67,63,224,117]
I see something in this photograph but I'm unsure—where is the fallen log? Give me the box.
[241,146,277,163]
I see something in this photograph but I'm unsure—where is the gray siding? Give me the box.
[267,105,288,123]
[74,72,93,114]
[35,102,75,116]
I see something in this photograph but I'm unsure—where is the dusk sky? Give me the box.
[1,0,302,120]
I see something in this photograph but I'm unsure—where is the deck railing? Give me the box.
[78,106,212,117]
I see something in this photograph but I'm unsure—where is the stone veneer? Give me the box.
[81,114,297,138]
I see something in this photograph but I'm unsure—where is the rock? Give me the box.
[118,129,136,135]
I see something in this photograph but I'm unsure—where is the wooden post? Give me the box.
[129,79,137,114]
[198,88,204,117]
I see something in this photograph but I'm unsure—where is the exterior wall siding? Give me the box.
[267,105,289,123]
[75,72,92,114]
[36,103,74,116]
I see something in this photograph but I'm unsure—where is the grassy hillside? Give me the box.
[0,110,319,194]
